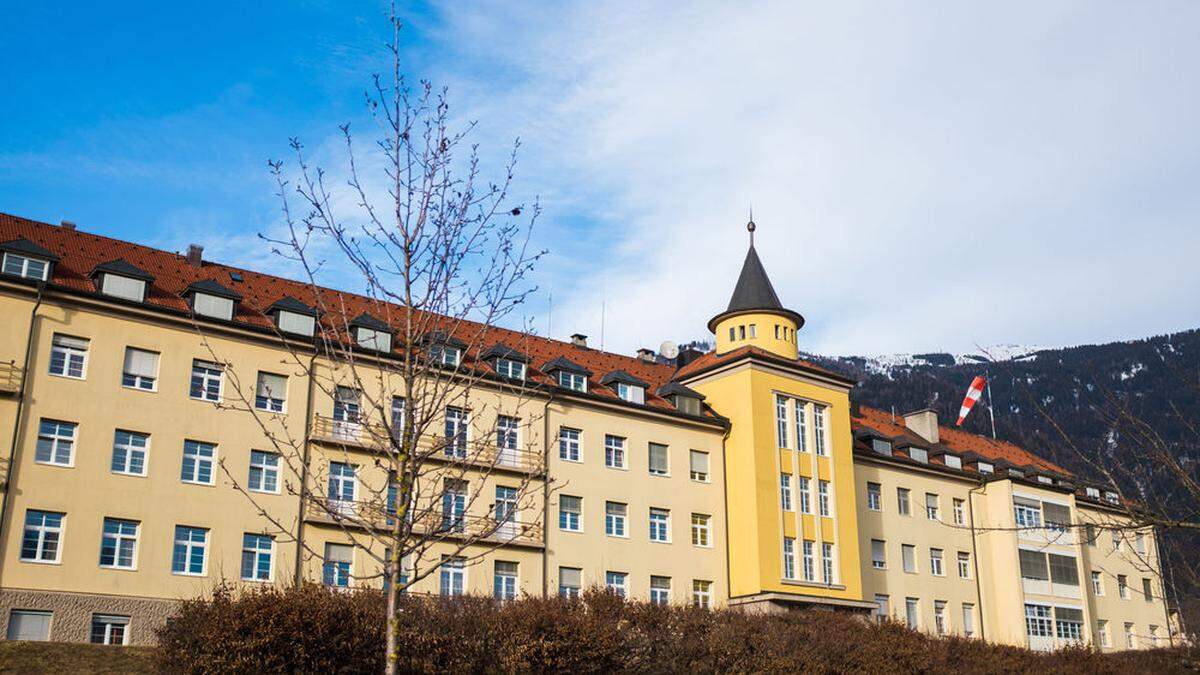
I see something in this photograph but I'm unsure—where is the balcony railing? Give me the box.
[309,414,545,474]
[0,361,21,395]
[305,497,543,548]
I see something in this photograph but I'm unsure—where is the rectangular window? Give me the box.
[866,482,882,511]
[557,370,586,392]
[6,610,52,641]
[821,543,834,583]
[953,498,965,525]
[444,407,468,458]
[431,344,459,366]
[101,273,147,302]
[794,399,808,453]
[192,292,234,320]
[802,540,815,581]
[604,435,626,469]
[978,461,994,475]
[691,513,711,547]
[255,372,287,412]
[1019,549,1049,581]
[693,580,712,609]
[559,427,581,462]
[908,446,928,463]
[277,310,315,336]
[775,395,789,448]
[248,450,280,493]
[1091,570,1104,595]
[897,488,911,516]
[559,566,582,599]
[323,544,353,587]
[1055,607,1084,642]
[496,416,520,466]
[495,359,525,381]
[35,419,75,466]
[99,518,138,569]
[925,493,940,520]
[902,544,916,573]
[1025,604,1052,638]
[111,430,149,476]
[189,360,223,402]
[871,438,892,456]
[905,598,919,629]
[1125,622,1136,648]
[1143,577,1154,602]
[606,571,627,598]
[439,557,466,596]
[171,525,208,576]
[649,508,671,542]
[494,486,518,536]
[559,495,582,532]
[20,510,63,563]
[48,334,88,378]
[241,534,273,581]
[783,537,796,579]
[818,480,832,517]
[813,405,827,456]
[2,252,49,280]
[650,576,671,606]
[121,347,158,390]
[957,551,971,579]
[1043,502,1071,532]
[798,477,811,514]
[616,382,645,404]
[1136,533,1147,555]
[494,561,518,601]
[689,450,709,482]
[605,502,627,537]
[328,461,358,517]
[871,539,886,569]
[962,603,975,637]
[934,600,947,635]
[780,474,793,511]
[944,454,962,469]
[441,479,466,532]
[874,594,890,622]
[90,615,130,645]
[930,548,944,576]
[181,440,216,485]
[1013,498,1042,529]
[648,443,669,476]
[1097,620,1110,648]
[1048,553,1079,588]
[390,397,405,437]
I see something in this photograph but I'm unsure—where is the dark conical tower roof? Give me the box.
[726,245,782,313]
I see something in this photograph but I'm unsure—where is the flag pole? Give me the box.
[985,369,997,439]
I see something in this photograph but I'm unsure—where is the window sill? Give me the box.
[47,372,86,381]
[181,480,216,487]
[19,558,61,566]
[172,571,208,578]
[111,471,148,478]
[121,385,158,394]
[248,488,282,496]
[34,461,74,469]
[99,565,138,572]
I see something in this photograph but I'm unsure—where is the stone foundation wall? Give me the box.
[0,587,178,645]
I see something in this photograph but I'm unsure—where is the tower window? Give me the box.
[774,325,780,339]
[749,324,757,338]
[729,327,735,341]
[738,325,746,340]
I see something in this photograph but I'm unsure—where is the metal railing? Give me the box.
[0,361,21,394]
[305,497,543,547]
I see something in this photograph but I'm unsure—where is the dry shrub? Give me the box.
[157,585,1200,674]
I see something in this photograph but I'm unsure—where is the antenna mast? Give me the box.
[985,369,998,439]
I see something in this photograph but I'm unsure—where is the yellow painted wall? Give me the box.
[713,312,798,359]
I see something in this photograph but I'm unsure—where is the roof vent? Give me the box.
[903,408,939,445]
[60,220,76,231]
[186,244,204,268]
[636,348,656,363]
[570,333,588,348]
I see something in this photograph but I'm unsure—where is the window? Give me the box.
[241,534,273,582]
[189,360,223,402]
[818,480,831,517]
[871,438,892,456]
[1136,533,1147,555]
[780,474,793,511]
[905,598,919,629]
[99,518,138,569]
[559,427,581,462]
[674,395,702,416]
[35,419,75,466]
[978,461,994,475]
[897,488,911,516]
[437,556,469,596]
[802,540,815,581]
[1048,554,1079,588]
[957,551,971,578]
[495,359,525,381]
[606,571,627,598]
[783,537,796,579]
[6,610,52,641]
[739,325,746,340]
[496,416,520,465]
[648,443,669,476]
[494,485,518,537]
[650,576,671,606]
[121,347,158,390]
[192,292,234,320]
[944,454,962,470]
[1091,571,1103,595]
[798,477,812,514]
[821,543,835,583]
[248,451,280,493]
[1085,486,1101,499]
[1112,530,1122,551]
[557,370,586,392]
[930,548,944,576]
[276,310,315,336]
[691,513,711,547]
[48,334,88,378]
[354,326,392,353]
[327,462,358,516]
[1124,622,1136,648]
[794,399,808,452]
[559,495,582,532]
[1025,604,1052,638]
[749,324,757,338]
[866,482,882,511]
[332,387,361,440]
[559,567,581,599]
[649,508,670,542]
[494,561,518,601]
[444,407,468,458]
[775,395,789,448]
[693,580,712,609]
[90,615,130,645]
[934,600,947,635]
[689,450,709,482]
[181,440,216,485]
[1013,498,1042,529]
[171,526,208,576]
[111,430,148,476]
[925,493,940,520]
[813,405,827,456]
[908,447,928,464]
[20,510,63,563]
[390,397,405,436]
[604,435,626,469]
[616,382,645,404]
[953,498,965,525]
[431,344,460,366]
[1051,607,1084,642]
[2,252,49,280]
[255,372,287,412]
[1149,625,1160,647]
[1097,620,1110,648]
[441,479,466,532]
[1143,578,1154,602]
[871,539,886,569]
[1019,549,1049,581]
[322,544,353,587]
[902,544,916,573]
[1043,502,1071,532]
[874,595,890,622]
[962,603,976,637]
[605,502,627,537]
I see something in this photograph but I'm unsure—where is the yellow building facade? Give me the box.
[0,213,1176,650]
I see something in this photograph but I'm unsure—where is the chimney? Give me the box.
[186,244,204,267]
[850,398,861,418]
[903,408,939,444]
[636,348,656,363]
[570,333,588,348]
[59,220,76,231]
[675,347,704,369]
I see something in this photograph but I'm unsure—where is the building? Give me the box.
[0,212,1175,650]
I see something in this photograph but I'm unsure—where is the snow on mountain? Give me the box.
[820,344,1045,377]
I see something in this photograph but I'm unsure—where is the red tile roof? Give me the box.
[675,344,854,383]
[0,212,716,420]
[852,405,1068,475]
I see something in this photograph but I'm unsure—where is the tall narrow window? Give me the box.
[171,526,208,576]
[953,498,965,525]
[444,407,468,458]
[181,440,216,485]
[494,561,518,601]
[121,347,158,390]
[821,543,835,583]
[691,513,711,547]
[649,508,670,542]
[818,480,832,517]
[897,487,911,516]
[255,372,287,412]
[48,334,88,379]
[794,400,808,452]
[441,479,467,533]
[689,450,709,482]
[439,557,466,596]
[559,427,582,462]
[866,482,882,511]
[494,486,518,538]
[775,395,788,448]
[332,387,361,441]
[328,462,357,515]
[648,443,669,476]
[605,502,627,537]
[930,548,944,576]
[957,551,971,579]
[35,419,76,466]
[779,474,793,511]
[189,360,223,402]
[241,534,273,582]
[496,416,520,466]
[20,510,63,563]
[111,430,149,476]
[813,405,827,456]
[802,540,815,581]
[962,603,976,637]
[902,544,916,573]
[933,600,947,635]
[782,537,796,579]
[871,539,886,569]
[99,518,138,569]
[798,477,812,514]
[925,493,940,520]
[692,580,712,609]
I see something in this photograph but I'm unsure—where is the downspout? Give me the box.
[293,352,319,586]
[540,392,554,598]
[968,481,987,640]
[720,420,732,605]
[0,282,46,582]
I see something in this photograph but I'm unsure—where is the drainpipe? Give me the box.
[968,481,987,640]
[0,282,46,582]
[540,392,554,598]
[293,352,319,586]
[719,421,732,605]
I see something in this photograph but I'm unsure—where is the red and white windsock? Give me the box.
[956,376,987,426]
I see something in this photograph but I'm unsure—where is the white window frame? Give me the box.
[690,513,711,548]
[649,576,671,606]
[121,347,159,391]
[616,382,645,404]
[649,507,671,543]
[254,372,288,413]
[111,430,149,477]
[798,477,812,514]
[2,252,49,280]
[821,542,836,583]
[871,539,887,569]
[604,434,626,469]
[605,571,627,598]
[689,450,709,482]
[802,540,815,581]
[818,480,832,517]
[780,474,793,511]
[783,536,796,579]
[957,551,971,579]
[48,334,88,379]
[813,404,828,456]
[494,358,525,381]
[493,561,519,601]
[180,440,217,486]
[648,442,669,476]
[866,482,882,511]
[248,450,280,494]
[171,525,209,577]
[692,580,712,609]
[20,510,64,564]
[557,370,586,392]
[90,614,130,645]
[930,548,944,576]
[559,495,582,532]
[99,518,139,570]
[241,533,274,582]
[189,360,223,403]
[35,419,76,467]
[558,427,582,462]
[605,501,627,538]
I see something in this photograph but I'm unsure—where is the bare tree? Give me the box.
[192,7,548,673]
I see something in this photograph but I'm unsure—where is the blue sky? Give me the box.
[3,1,1199,356]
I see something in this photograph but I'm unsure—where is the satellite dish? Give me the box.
[659,340,679,360]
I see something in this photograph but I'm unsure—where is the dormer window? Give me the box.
[349,313,393,353]
[600,370,649,405]
[91,259,154,303]
[1085,487,1100,499]
[907,447,928,464]
[871,438,893,456]
[0,238,58,281]
[657,382,705,415]
[423,331,466,367]
[544,357,591,393]
[1104,491,1119,504]
[1037,475,1054,485]
[268,297,318,337]
[978,461,994,475]
[482,344,530,382]
[558,371,586,392]
[617,382,644,404]
[1008,467,1025,478]
[184,280,241,321]
[496,359,524,380]
[943,454,962,470]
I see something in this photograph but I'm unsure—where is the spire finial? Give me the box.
[747,203,756,247]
